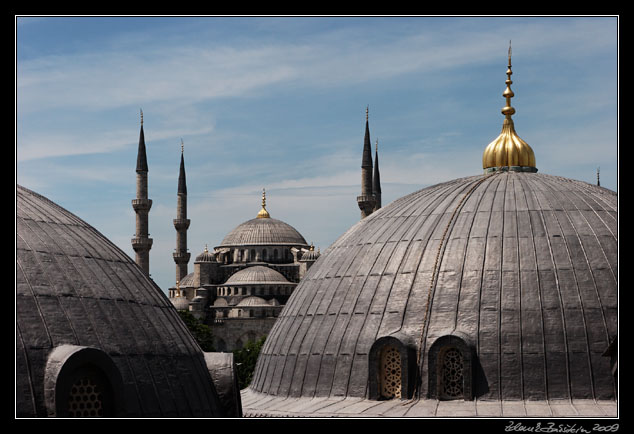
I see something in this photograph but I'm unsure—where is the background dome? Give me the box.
[246,172,617,408]
[218,217,308,247]
[237,296,271,307]
[224,265,290,285]
[16,185,225,417]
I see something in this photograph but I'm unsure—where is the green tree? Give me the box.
[178,311,215,352]
[233,336,266,389]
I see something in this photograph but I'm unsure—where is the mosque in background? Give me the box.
[16,45,617,418]
[131,108,383,352]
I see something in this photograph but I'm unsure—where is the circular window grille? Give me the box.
[441,348,464,399]
[380,346,402,399]
[67,376,104,417]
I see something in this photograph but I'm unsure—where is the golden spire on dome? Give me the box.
[482,41,537,172]
[256,188,270,219]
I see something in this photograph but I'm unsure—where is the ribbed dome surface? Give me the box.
[219,217,308,247]
[16,185,224,417]
[224,265,290,285]
[237,296,271,307]
[248,172,617,402]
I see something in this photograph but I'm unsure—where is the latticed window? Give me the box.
[440,347,464,399]
[380,346,402,399]
[67,375,106,417]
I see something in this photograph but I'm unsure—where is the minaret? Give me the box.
[357,106,376,219]
[173,139,191,283]
[482,42,537,173]
[131,109,153,275]
[372,138,382,212]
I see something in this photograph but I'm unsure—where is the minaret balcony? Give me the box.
[131,236,153,251]
[173,251,191,264]
[173,218,191,230]
[357,194,376,205]
[132,198,153,211]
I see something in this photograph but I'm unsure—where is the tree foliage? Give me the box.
[178,310,216,352]
[233,336,266,389]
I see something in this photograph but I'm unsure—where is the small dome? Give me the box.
[299,244,320,262]
[224,265,290,285]
[178,272,195,287]
[171,295,190,311]
[196,246,215,262]
[237,296,270,307]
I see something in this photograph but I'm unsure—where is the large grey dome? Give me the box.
[244,172,617,416]
[16,185,226,417]
[219,217,308,247]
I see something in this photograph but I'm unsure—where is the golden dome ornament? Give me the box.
[482,42,537,173]
[256,188,270,219]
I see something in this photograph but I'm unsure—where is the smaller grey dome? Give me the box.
[237,296,270,307]
[196,247,215,262]
[299,247,320,262]
[171,296,190,311]
[179,272,195,287]
[224,266,290,285]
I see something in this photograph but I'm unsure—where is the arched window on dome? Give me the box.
[250,249,256,261]
[439,347,464,399]
[380,345,402,399]
[428,334,475,401]
[262,249,267,260]
[44,345,124,417]
[273,249,279,261]
[368,336,416,400]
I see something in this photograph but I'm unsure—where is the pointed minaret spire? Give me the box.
[357,106,376,219]
[178,139,187,195]
[373,138,382,212]
[136,109,148,173]
[132,109,153,275]
[174,139,191,283]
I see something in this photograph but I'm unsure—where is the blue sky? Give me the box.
[16,16,619,294]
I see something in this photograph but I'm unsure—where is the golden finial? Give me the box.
[310,242,314,251]
[204,243,209,253]
[482,42,536,172]
[501,40,515,118]
[140,108,144,126]
[256,188,270,219]
[597,167,601,186]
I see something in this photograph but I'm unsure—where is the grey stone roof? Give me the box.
[241,389,617,417]
[16,185,224,417]
[223,265,291,286]
[219,217,308,247]
[246,172,617,412]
